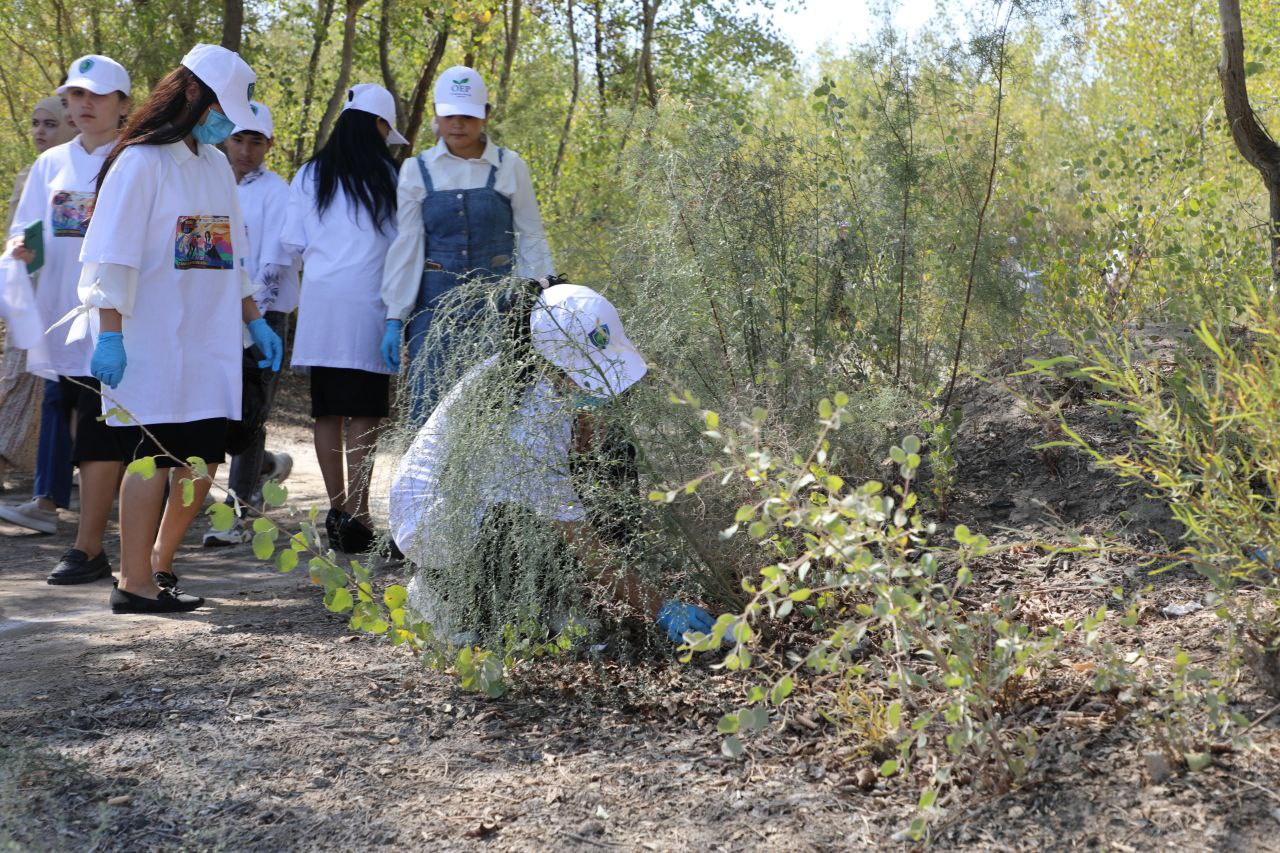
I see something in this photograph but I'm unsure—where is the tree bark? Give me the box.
[221,0,244,52]
[552,0,581,190]
[400,25,451,158]
[316,0,371,151]
[379,0,402,112]
[1217,0,1280,280]
[593,0,607,111]
[497,0,523,112]
[292,0,337,167]
[639,0,659,108]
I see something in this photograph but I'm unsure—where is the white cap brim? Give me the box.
[57,76,118,95]
[436,102,486,120]
[218,98,266,136]
[387,127,409,145]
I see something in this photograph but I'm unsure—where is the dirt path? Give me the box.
[3,399,1280,851]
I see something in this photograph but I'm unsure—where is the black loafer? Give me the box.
[153,571,180,591]
[47,549,112,585]
[325,509,350,552]
[337,516,375,553]
[110,586,204,614]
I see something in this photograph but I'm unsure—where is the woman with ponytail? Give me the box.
[74,44,282,614]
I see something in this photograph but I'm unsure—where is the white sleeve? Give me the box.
[8,158,47,241]
[80,148,154,269]
[78,262,139,315]
[279,169,309,260]
[259,179,295,268]
[507,155,554,280]
[380,158,426,321]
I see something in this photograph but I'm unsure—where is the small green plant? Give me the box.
[921,407,962,518]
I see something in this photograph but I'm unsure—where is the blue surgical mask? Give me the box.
[192,108,235,145]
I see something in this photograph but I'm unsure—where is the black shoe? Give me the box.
[47,549,112,585]
[110,586,204,614]
[325,509,350,552]
[337,515,375,554]
[153,571,180,591]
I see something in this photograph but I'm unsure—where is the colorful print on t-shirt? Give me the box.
[174,215,234,270]
[50,190,95,237]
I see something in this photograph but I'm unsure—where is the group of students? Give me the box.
[0,43,714,643]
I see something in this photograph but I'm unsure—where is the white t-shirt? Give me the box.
[78,141,249,426]
[390,357,586,570]
[8,136,110,377]
[237,167,300,314]
[281,162,397,373]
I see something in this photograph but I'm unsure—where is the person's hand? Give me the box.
[6,236,34,266]
[655,599,715,643]
[247,317,283,372]
[380,319,403,372]
[91,332,126,389]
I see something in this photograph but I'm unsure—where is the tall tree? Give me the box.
[552,0,581,189]
[1217,0,1280,279]
[221,0,244,51]
[496,0,522,111]
[315,0,371,151]
[291,0,337,167]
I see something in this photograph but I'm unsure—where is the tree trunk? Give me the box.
[292,0,337,167]
[552,0,581,190]
[639,0,659,108]
[593,0,607,111]
[400,25,451,159]
[497,0,523,112]
[379,0,402,112]
[221,0,244,52]
[316,0,371,151]
[1217,0,1280,280]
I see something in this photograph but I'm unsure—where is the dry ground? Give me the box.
[1,367,1280,851]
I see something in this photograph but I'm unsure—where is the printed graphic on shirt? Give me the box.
[50,190,96,237]
[174,215,234,270]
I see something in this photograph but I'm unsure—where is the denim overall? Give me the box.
[406,149,515,421]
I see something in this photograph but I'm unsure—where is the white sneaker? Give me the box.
[202,518,251,547]
[0,498,59,534]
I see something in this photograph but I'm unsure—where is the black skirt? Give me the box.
[310,367,390,418]
[62,376,125,465]
[114,418,228,469]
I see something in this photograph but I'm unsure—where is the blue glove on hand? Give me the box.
[655,599,715,643]
[247,317,283,372]
[91,331,126,389]
[380,319,403,372]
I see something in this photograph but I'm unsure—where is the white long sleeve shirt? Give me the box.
[380,139,554,321]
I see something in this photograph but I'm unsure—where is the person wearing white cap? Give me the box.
[201,100,299,547]
[380,65,555,422]
[389,281,716,647]
[72,43,281,614]
[0,54,134,589]
[281,83,402,555]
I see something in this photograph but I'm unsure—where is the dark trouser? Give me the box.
[226,311,288,514]
[33,378,74,507]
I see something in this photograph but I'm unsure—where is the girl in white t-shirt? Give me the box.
[282,84,403,556]
[78,44,281,615]
[3,55,133,587]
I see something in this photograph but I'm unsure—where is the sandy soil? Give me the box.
[1,363,1280,851]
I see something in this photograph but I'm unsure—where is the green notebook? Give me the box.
[22,220,43,274]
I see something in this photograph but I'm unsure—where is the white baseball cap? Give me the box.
[232,100,274,138]
[434,66,488,120]
[530,284,648,397]
[342,83,409,145]
[58,54,131,97]
[180,43,266,135]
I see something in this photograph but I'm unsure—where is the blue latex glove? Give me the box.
[91,331,126,389]
[380,319,403,372]
[655,599,715,643]
[247,317,283,372]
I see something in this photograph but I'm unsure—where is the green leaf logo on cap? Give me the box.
[250,103,259,115]
[79,58,94,73]
[247,81,255,101]
[453,77,470,85]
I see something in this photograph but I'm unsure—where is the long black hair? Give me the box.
[97,67,216,192]
[308,108,397,233]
